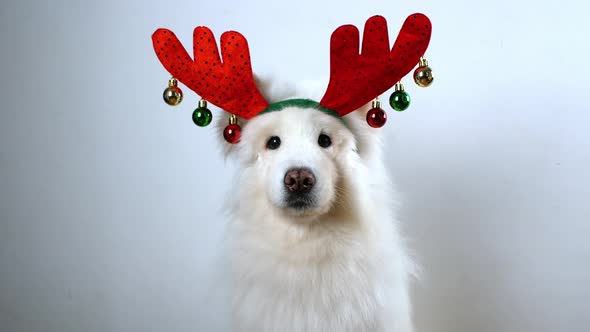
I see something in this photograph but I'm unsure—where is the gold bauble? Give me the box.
[163,86,183,105]
[413,58,434,87]
[413,66,433,87]
[163,78,183,106]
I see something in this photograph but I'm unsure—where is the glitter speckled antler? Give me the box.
[152,27,269,119]
[319,14,432,116]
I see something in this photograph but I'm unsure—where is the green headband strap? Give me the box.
[258,99,346,125]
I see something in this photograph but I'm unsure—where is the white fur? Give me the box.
[217,76,414,332]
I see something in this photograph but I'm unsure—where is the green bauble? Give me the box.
[389,90,411,112]
[192,107,213,127]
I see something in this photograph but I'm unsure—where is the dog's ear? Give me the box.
[254,74,299,103]
[342,103,384,162]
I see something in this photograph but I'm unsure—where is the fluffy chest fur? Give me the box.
[227,218,409,332]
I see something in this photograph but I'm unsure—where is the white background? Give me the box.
[1,0,589,331]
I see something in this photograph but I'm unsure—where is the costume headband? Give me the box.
[153,14,433,143]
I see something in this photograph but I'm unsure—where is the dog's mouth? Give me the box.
[284,193,316,211]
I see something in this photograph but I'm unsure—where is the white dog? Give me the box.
[151,13,432,332]
[218,77,415,332]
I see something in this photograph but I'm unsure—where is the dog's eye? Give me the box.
[318,134,332,148]
[266,136,281,150]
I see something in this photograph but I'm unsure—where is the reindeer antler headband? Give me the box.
[153,14,433,143]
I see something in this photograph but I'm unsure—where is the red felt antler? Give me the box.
[320,14,432,116]
[152,27,269,119]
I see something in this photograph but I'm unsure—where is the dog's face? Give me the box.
[228,107,356,222]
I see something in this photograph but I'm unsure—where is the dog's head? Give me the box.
[220,95,363,222]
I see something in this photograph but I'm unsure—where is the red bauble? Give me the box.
[223,124,241,144]
[366,108,387,128]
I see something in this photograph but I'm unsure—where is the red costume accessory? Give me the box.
[153,14,433,143]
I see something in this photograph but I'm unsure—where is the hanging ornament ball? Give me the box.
[389,83,411,112]
[366,99,387,128]
[163,86,183,105]
[223,124,241,144]
[163,78,183,106]
[413,58,434,87]
[192,100,212,127]
[192,107,212,127]
[366,107,387,128]
[414,66,433,87]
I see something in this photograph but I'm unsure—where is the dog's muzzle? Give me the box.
[284,168,316,209]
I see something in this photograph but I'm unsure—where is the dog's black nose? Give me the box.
[284,168,315,193]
